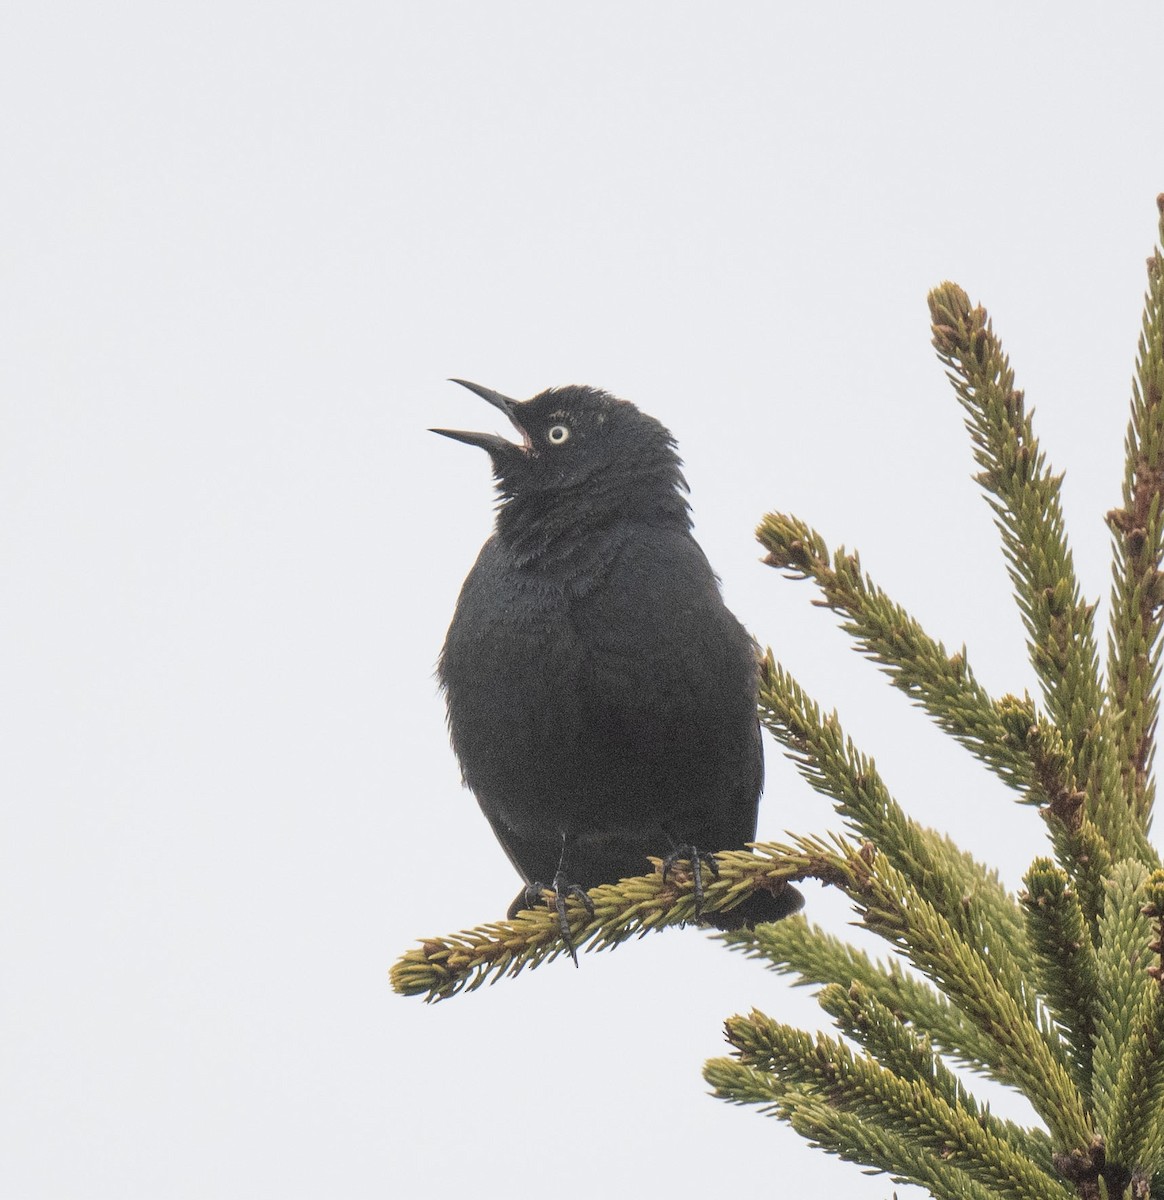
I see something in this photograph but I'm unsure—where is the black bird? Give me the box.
[432,380,803,954]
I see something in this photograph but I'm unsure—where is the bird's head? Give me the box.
[432,380,691,540]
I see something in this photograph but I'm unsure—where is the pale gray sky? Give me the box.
[4,4,1163,1198]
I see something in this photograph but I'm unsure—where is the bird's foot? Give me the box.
[661,845,720,919]
[520,873,595,967]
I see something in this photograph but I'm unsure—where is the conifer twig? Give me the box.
[927,283,1144,870]
[778,1094,1021,1200]
[927,282,1101,739]
[1003,705,1116,925]
[758,512,1028,790]
[1107,196,1164,831]
[818,981,1055,1172]
[704,1055,1031,1200]
[926,285,1123,859]
[715,1010,1074,1200]
[389,847,810,1001]
[1129,871,1164,1174]
[760,657,1031,982]
[1020,858,1100,1092]
[1092,862,1164,1177]
[720,918,1003,1075]
[834,845,1092,1147]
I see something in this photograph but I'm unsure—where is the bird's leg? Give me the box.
[550,871,595,968]
[550,833,594,967]
[515,878,593,966]
[661,843,720,919]
[517,837,595,967]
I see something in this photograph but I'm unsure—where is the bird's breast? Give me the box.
[439,526,758,832]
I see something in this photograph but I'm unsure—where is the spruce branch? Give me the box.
[759,511,1028,791]
[703,1054,788,1109]
[1009,709,1115,926]
[760,656,1031,983]
[928,283,1142,868]
[927,283,1101,732]
[389,847,808,1000]
[835,845,1091,1147]
[705,1056,1015,1200]
[717,1009,1072,1200]
[995,698,1119,930]
[1105,985,1164,1179]
[818,981,1055,1173]
[780,1093,1013,1200]
[1107,196,1164,832]
[1093,861,1164,1179]
[1129,870,1164,1175]
[720,917,1004,1074]
[1020,858,1099,1092]
[723,835,1088,1146]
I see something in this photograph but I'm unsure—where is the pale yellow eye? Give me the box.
[547,424,570,445]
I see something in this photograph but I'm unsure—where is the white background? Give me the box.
[4,4,1163,1197]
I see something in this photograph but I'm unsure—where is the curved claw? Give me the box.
[661,845,720,918]
[516,874,595,967]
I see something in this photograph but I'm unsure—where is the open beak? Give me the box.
[430,379,528,453]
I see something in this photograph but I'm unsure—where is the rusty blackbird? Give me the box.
[432,380,803,954]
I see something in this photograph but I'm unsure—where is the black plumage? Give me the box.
[433,380,803,944]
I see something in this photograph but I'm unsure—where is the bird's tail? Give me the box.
[705,882,805,930]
